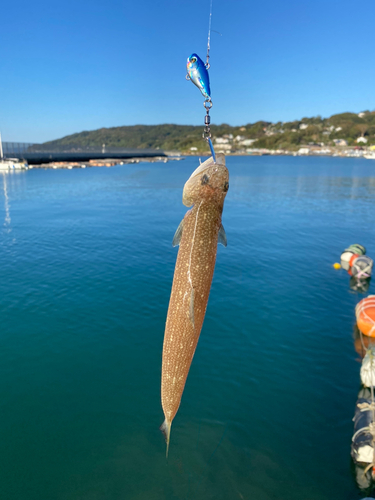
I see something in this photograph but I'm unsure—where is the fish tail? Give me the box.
[160,419,172,458]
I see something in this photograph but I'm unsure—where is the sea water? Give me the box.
[0,156,375,500]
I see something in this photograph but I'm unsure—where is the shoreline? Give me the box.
[26,148,375,169]
[30,156,184,169]
[184,145,373,159]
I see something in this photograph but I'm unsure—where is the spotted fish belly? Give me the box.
[161,201,221,424]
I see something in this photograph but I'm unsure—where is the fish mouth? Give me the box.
[182,153,226,207]
[186,153,226,182]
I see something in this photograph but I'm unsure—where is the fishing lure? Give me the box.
[186,53,211,99]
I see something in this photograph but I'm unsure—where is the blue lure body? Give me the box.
[186,53,211,99]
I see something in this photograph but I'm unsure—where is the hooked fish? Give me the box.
[161,153,229,456]
[186,53,211,99]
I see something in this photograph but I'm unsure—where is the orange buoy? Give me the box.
[356,296,375,337]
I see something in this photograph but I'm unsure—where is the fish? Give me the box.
[186,53,211,99]
[161,153,229,456]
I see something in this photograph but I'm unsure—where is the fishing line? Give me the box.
[186,0,219,162]
[203,0,215,160]
[206,0,213,68]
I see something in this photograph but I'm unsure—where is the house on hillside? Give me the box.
[356,137,368,144]
[216,144,232,152]
[298,147,310,155]
[240,139,256,146]
[333,139,348,146]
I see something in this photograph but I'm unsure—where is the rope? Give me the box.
[352,425,373,443]
[357,402,375,412]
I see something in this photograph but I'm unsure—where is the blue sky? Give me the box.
[1,0,375,142]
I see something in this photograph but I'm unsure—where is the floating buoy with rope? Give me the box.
[351,386,375,465]
[352,346,375,471]
[351,256,373,280]
[356,296,375,337]
[351,292,375,482]
[341,244,366,271]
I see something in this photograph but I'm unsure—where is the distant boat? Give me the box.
[0,132,28,170]
[364,153,375,160]
[0,158,28,170]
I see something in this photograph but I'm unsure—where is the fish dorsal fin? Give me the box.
[218,224,227,247]
[172,220,184,247]
[189,288,195,328]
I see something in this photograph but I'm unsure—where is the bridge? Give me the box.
[2,142,167,165]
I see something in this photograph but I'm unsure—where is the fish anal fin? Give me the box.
[189,288,195,328]
[172,220,184,247]
[218,224,227,247]
[160,419,171,458]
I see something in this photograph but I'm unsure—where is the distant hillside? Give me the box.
[41,124,266,152]
[41,111,375,153]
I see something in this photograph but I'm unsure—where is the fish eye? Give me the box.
[201,174,209,185]
[223,182,229,192]
[191,57,197,63]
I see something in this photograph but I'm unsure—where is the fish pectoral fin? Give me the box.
[218,224,227,247]
[172,220,184,247]
[189,288,195,328]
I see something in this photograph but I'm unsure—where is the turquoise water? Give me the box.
[0,156,375,500]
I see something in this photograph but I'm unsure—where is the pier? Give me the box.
[2,142,167,165]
